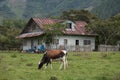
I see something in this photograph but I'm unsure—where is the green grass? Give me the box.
[0,51,120,80]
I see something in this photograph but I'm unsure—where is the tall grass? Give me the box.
[0,51,120,80]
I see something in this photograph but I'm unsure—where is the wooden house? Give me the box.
[17,18,96,51]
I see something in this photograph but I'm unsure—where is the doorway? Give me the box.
[75,40,79,45]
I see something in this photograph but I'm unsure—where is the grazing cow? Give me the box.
[38,50,68,70]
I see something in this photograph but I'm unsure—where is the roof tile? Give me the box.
[17,18,95,38]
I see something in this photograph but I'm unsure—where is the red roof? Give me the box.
[32,18,90,35]
[17,18,95,39]
[64,21,88,35]
[32,18,64,29]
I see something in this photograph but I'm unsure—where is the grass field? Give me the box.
[0,51,120,80]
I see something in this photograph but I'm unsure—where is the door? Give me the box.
[75,40,79,45]
[75,40,79,51]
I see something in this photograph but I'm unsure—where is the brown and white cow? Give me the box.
[38,50,68,70]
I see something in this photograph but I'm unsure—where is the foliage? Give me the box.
[0,26,21,50]
[86,14,120,45]
[2,19,27,29]
[60,9,99,23]
[0,19,27,50]
[108,13,120,22]
[43,23,66,44]
[0,51,120,80]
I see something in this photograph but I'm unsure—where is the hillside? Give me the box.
[93,0,120,19]
[0,0,120,19]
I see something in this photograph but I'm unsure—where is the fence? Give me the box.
[46,45,93,52]
[46,44,120,52]
[98,45,120,52]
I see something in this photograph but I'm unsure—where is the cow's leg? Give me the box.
[59,60,63,70]
[44,63,48,69]
[65,57,68,68]
[44,58,51,69]
[63,56,66,69]
[50,59,53,69]
[59,56,66,70]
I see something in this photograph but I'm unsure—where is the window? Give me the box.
[75,40,79,45]
[53,39,59,45]
[67,23,72,29]
[84,40,91,45]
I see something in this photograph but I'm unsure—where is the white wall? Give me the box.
[22,35,95,51]
[22,38,45,51]
[53,35,95,51]
[23,39,31,50]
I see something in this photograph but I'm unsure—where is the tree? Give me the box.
[2,19,27,29]
[0,19,27,50]
[43,23,66,44]
[60,9,99,23]
[86,19,120,45]
[109,13,120,21]
[0,25,22,50]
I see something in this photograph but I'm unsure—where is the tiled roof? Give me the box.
[32,18,64,29]
[32,18,90,35]
[17,18,95,39]
[64,21,88,35]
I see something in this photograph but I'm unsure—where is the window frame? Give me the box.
[83,40,91,45]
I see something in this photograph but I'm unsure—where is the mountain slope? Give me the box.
[0,0,15,18]
[23,0,102,18]
[93,0,120,19]
[7,0,27,18]
[0,0,120,19]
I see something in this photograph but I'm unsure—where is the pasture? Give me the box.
[0,51,120,80]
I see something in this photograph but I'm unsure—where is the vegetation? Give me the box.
[42,23,66,44]
[0,0,120,19]
[0,19,27,50]
[60,9,120,45]
[0,11,120,50]
[0,26,20,50]
[86,13,120,45]
[60,9,99,23]
[93,0,120,19]
[0,51,120,80]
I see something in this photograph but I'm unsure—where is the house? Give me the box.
[17,18,96,52]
